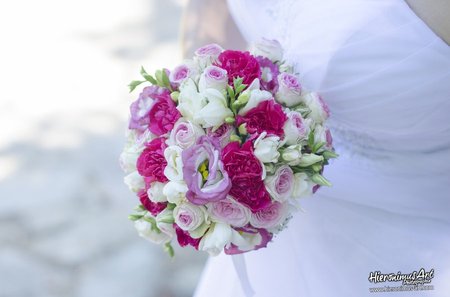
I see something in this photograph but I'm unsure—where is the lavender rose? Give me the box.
[199,65,228,92]
[182,136,232,205]
[195,43,224,68]
[275,72,302,107]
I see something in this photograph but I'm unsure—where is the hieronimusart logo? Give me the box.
[368,268,435,293]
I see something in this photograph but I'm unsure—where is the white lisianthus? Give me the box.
[124,171,145,193]
[147,182,167,202]
[163,181,188,204]
[156,208,176,237]
[135,217,171,244]
[194,88,233,128]
[264,165,294,202]
[283,110,310,145]
[252,38,283,62]
[173,202,208,234]
[177,78,207,121]
[301,92,330,124]
[164,146,184,181]
[120,130,154,173]
[199,222,232,256]
[299,153,323,167]
[119,149,139,174]
[292,172,314,198]
[167,118,205,149]
[275,72,302,106]
[198,66,228,93]
[238,83,273,115]
[281,144,302,166]
[254,132,281,163]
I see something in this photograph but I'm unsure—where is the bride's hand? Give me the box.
[181,0,247,58]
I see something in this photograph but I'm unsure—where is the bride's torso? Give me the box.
[227,0,450,173]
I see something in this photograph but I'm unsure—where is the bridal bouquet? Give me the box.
[120,40,337,256]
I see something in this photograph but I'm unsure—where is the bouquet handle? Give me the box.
[232,254,255,297]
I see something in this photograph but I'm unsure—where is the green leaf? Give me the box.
[227,85,235,101]
[140,66,157,84]
[166,203,176,210]
[161,69,172,91]
[308,129,315,148]
[159,217,175,224]
[128,80,145,93]
[235,83,247,95]
[134,204,146,212]
[128,214,144,221]
[312,142,325,153]
[143,217,161,233]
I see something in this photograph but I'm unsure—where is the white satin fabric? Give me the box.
[194,1,450,296]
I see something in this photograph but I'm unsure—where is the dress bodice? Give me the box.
[227,0,450,171]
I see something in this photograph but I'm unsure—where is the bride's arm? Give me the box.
[180,0,247,58]
[405,0,450,45]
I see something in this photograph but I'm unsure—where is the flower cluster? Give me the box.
[120,40,337,256]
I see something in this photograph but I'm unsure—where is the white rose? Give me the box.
[164,146,184,181]
[252,38,283,62]
[198,66,228,92]
[163,181,188,204]
[124,171,145,193]
[167,118,205,149]
[135,217,171,244]
[275,72,302,106]
[199,222,232,256]
[292,172,314,198]
[194,88,233,128]
[177,78,207,121]
[254,132,281,163]
[302,92,330,124]
[283,110,310,145]
[173,202,208,233]
[313,125,333,151]
[264,165,294,202]
[147,182,167,202]
[281,145,302,166]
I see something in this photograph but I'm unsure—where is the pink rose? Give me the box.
[250,201,289,229]
[136,137,168,183]
[195,43,223,58]
[208,196,251,227]
[264,165,294,202]
[275,72,302,106]
[148,92,181,136]
[216,50,261,86]
[222,141,271,212]
[138,189,167,216]
[174,224,201,249]
[283,111,309,145]
[199,65,228,92]
[236,100,287,137]
[224,226,272,255]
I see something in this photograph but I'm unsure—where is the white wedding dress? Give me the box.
[194,0,450,296]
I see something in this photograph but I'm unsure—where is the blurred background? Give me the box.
[0,0,208,296]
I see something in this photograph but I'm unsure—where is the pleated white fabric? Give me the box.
[194,1,450,296]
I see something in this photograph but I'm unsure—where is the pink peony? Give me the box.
[236,100,287,137]
[174,224,201,249]
[138,190,167,216]
[216,50,261,86]
[222,141,271,212]
[136,137,168,183]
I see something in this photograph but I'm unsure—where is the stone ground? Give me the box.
[0,0,207,296]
